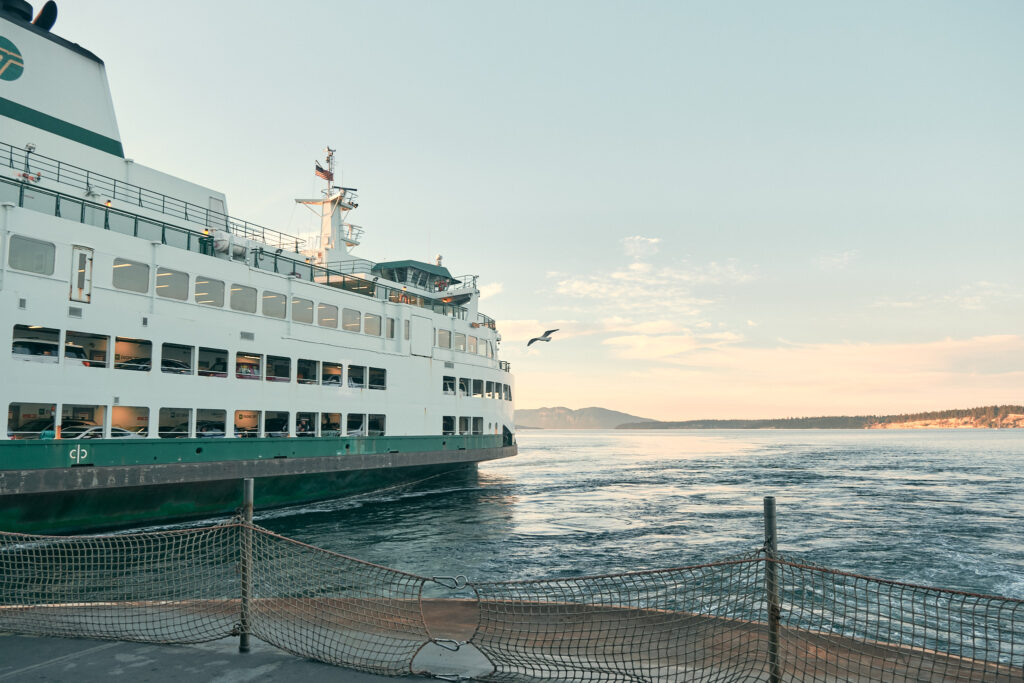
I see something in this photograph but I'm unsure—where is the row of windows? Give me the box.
[6,402,389,439]
[437,329,496,358]
[441,416,488,435]
[442,376,512,401]
[11,325,387,389]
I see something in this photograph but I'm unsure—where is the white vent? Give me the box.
[240,331,255,341]
[68,306,83,318]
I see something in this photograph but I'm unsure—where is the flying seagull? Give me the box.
[527,329,559,347]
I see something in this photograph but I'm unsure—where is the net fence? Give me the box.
[1,521,1021,681]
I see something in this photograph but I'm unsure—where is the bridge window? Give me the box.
[454,333,466,352]
[8,235,55,275]
[317,303,338,328]
[230,284,257,313]
[198,347,227,377]
[194,277,224,307]
[342,308,361,332]
[112,258,149,293]
[262,290,286,319]
[468,336,477,354]
[156,267,188,300]
[292,297,314,324]
[437,330,451,348]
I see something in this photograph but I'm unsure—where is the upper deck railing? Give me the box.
[0,176,511,330]
[1,141,304,250]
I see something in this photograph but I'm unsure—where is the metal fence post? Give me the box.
[764,496,781,683]
[239,478,254,653]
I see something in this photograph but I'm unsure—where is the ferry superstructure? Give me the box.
[0,2,515,532]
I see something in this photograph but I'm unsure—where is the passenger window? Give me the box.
[230,284,257,313]
[364,313,381,336]
[194,277,225,307]
[458,416,470,435]
[236,352,262,379]
[297,359,319,385]
[437,330,452,348]
[198,347,228,377]
[12,324,60,362]
[387,318,395,339]
[472,417,483,435]
[348,365,366,388]
[156,267,188,300]
[404,320,410,340]
[459,378,471,396]
[292,297,314,324]
[7,402,57,439]
[159,407,191,438]
[442,416,456,436]
[485,381,494,398]
[442,376,456,395]
[114,337,152,371]
[196,408,226,438]
[112,258,149,293]
[347,413,366,436]
[65,331,108,368]
[367,414,386,436]
[266,355,290,382]
[317,303,338,328]
[8,235,55,275]
[368,367,386,390]
[234,410,260,438]
[342,308,361,332]
[473,379,484,397]
[161,343,194,374]
[264,410,289,437]
[321,412,342,437]
[468,336,478,354]
[262,291,286,319]
[322,362,343,386]
[111,405,148,437]
[296,411,317,437]
[454,333,466,352]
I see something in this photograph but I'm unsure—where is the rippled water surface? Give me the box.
[255,429,1024,597]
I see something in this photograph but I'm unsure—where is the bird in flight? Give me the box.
[527,329,559,346]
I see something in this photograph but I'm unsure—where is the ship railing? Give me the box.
[0,140,303,250]
[0,176,473,321]
[475,313,497,330]
[499,360,511,372]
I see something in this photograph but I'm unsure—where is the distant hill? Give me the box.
[617,405,1024,430]
[516,406,655,430]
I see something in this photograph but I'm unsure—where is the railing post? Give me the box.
[239,477,254,653]
[764,496,781,683]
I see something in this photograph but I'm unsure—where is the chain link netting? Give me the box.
[1,523,1021,681]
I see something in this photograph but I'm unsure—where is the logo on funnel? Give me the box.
[0,37,24,82]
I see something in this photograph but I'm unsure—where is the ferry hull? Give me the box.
[0,437,516,533]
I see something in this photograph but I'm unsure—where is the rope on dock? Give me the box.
[1,523,1021,681]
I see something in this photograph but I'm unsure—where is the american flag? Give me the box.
[315,162,334,182]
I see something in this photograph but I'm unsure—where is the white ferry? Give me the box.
[0,2,516,532]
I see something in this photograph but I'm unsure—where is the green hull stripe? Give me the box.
[0,96,124,157]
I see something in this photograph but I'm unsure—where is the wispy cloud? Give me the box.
[479,282,504,300]
[873,281,1020,311]
[623,235,661,260]
[814,250,859,270]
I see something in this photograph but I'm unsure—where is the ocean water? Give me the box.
[256,429,1024,598]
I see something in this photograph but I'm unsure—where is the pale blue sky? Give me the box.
[60,1,1024,418]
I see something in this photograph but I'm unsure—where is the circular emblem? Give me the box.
[0,36,24,82]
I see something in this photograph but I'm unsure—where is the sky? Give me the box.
[55,1,1024,420]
